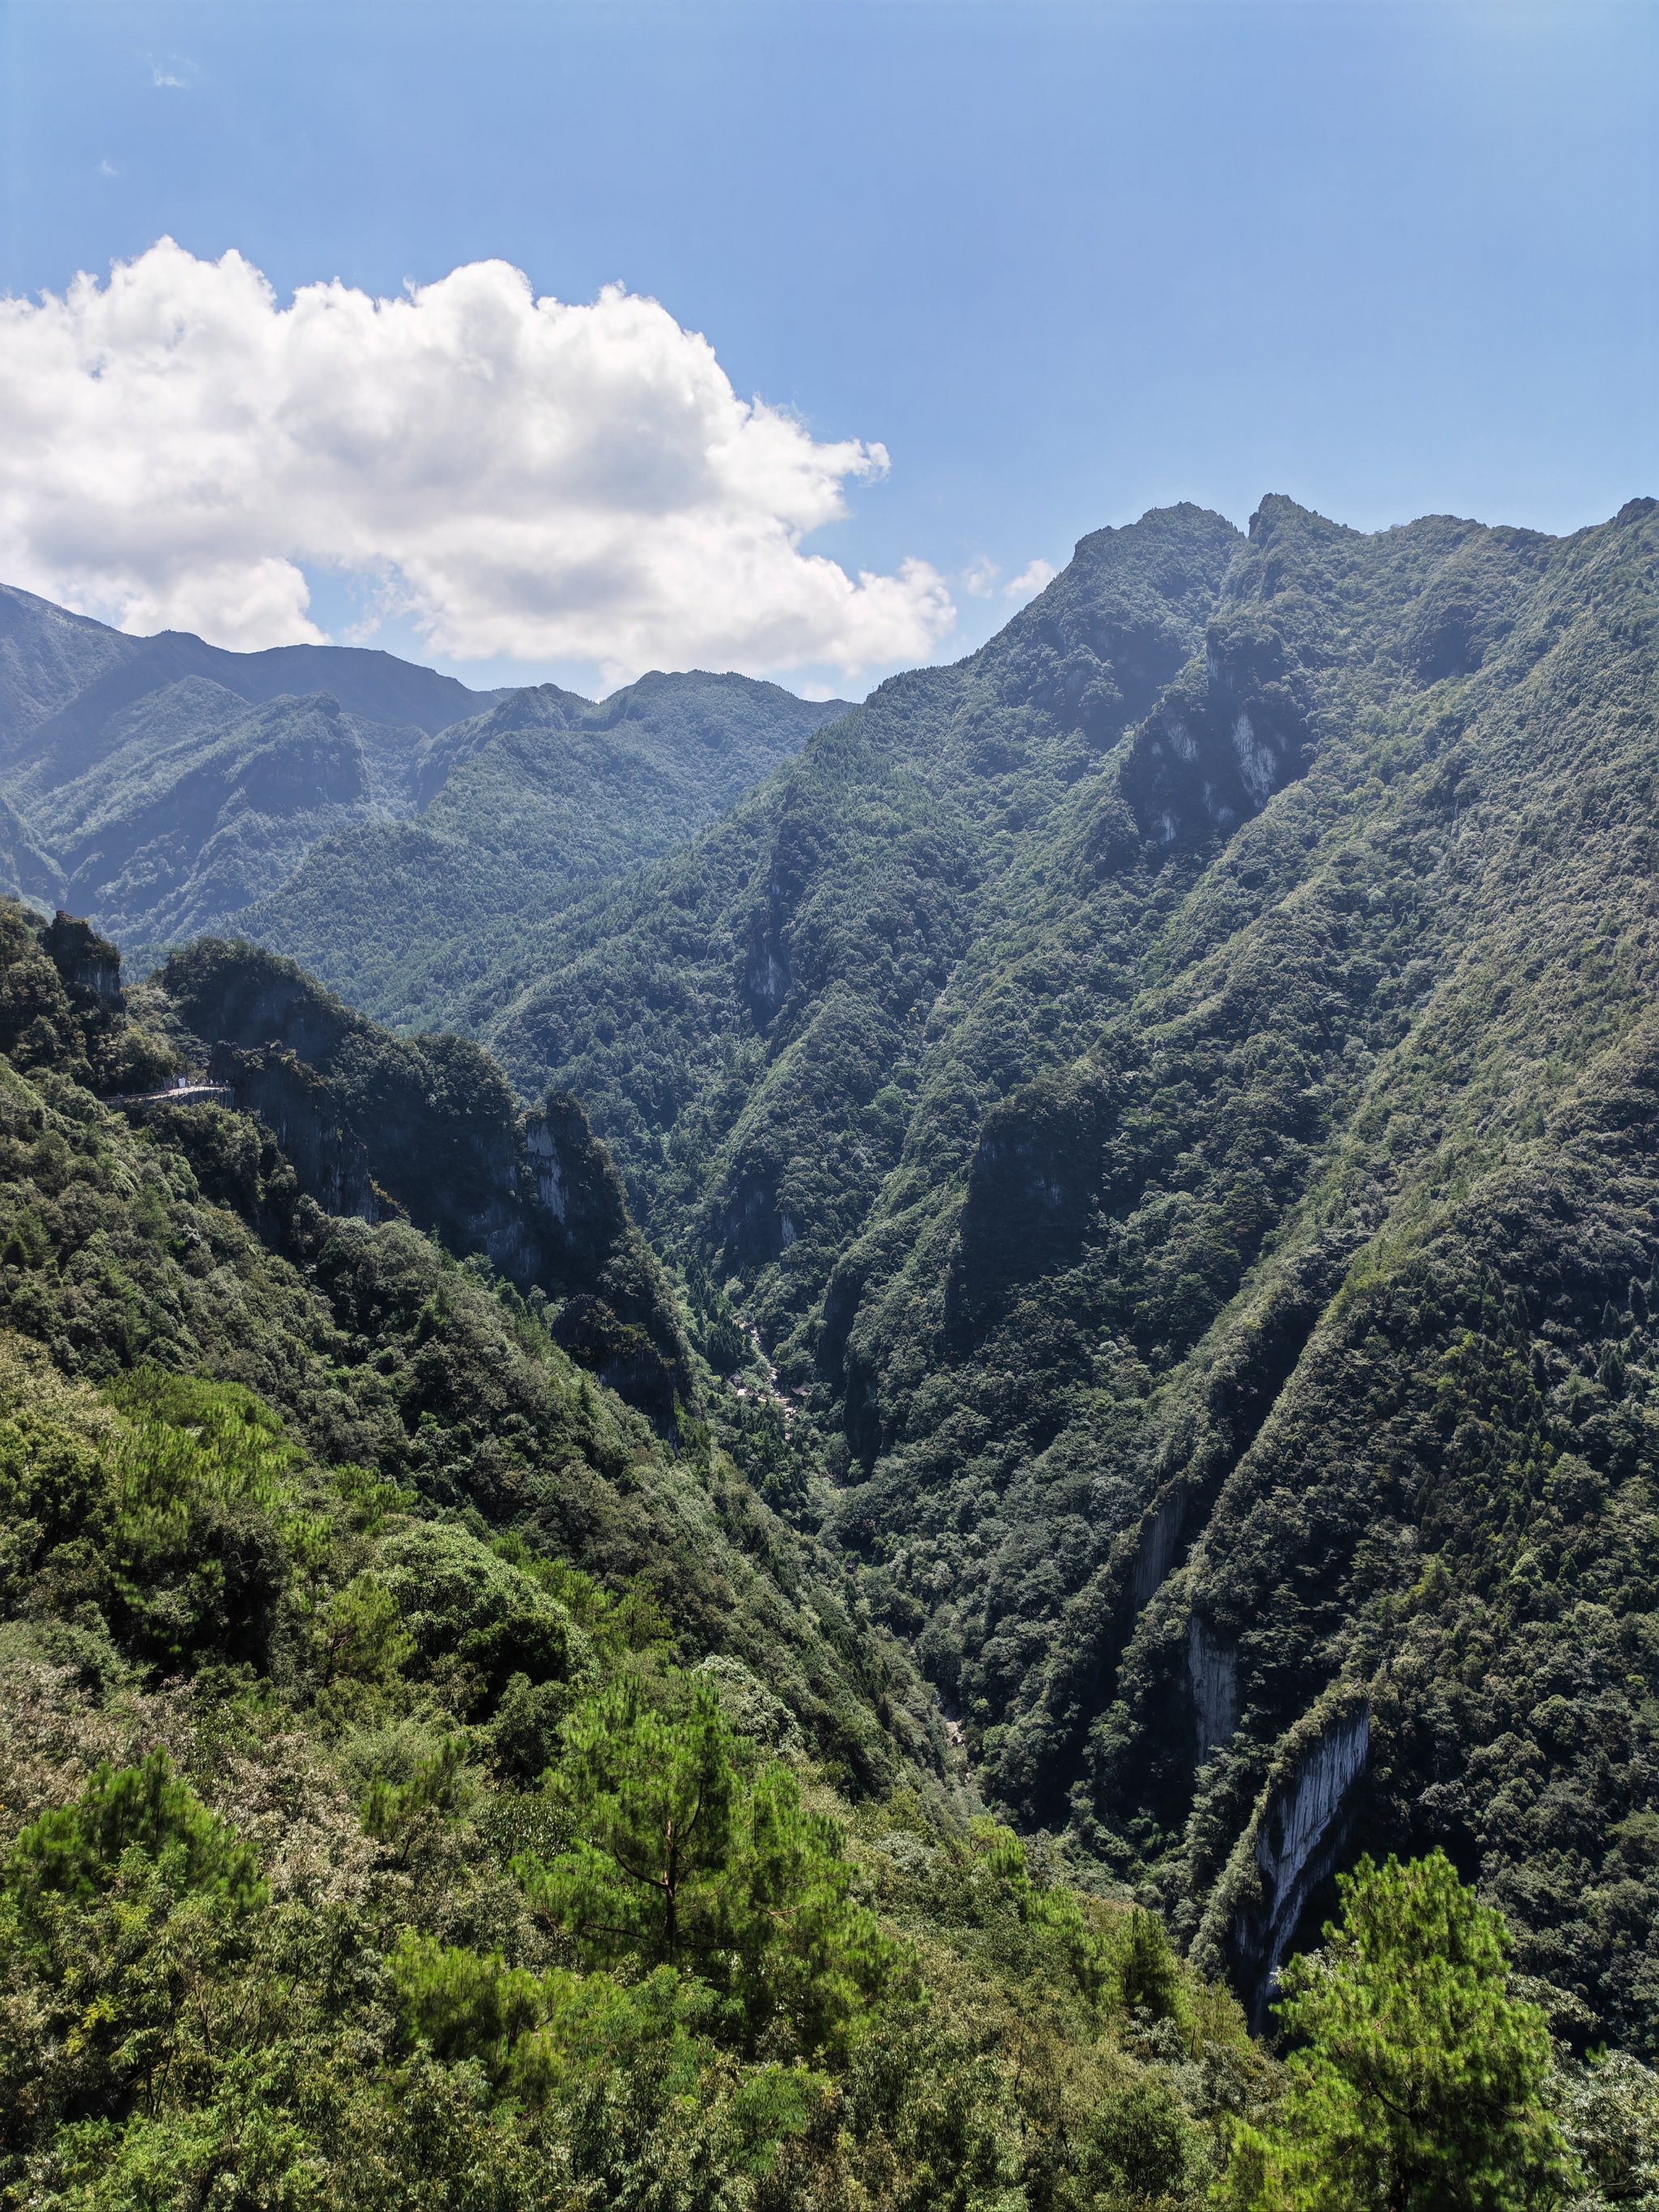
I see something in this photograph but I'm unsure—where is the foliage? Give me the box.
[1221,1851,1569,2210]
[336,492,1659,2062]
[522,1672,902,2057]
[1559,2049,1659,2210]
[0,587,841,966]
[244,671,848,1029]
[0,895,1259,2208]
[5,486,1659,2189]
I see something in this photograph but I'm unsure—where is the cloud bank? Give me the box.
[0,240,956,681]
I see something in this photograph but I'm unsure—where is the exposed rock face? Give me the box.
[1227,1703,1371,2027]
[1188,1617,1238,1758]
[741,808,822,1026]
[164,940,692,1426]
[207,1042,386,1221]
[721,1179,789,1268]
[43,912,122,1009]
[1120,611,1311,845]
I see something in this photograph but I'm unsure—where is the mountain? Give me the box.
[0,893,1277,2209]
[154,934,696,1426]
[0,580,495,765]
[352,492,1659,2054]
[0,586,845,962]
[241,671,853,1029]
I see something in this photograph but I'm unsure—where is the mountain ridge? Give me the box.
[5,492,1658,2060]
[342,488,1659,2049]
[0,584,849,963]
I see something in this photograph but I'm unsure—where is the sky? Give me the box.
[1,0,1655,701]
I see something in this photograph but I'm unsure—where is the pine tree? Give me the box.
[1221,1850,1571,2211]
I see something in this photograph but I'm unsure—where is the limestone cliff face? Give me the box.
[1188,1617,1238,1759]
[1119,609,1311,846]
[43,912,123,1011]
[1201,1699,1371,2028]
[205,1042,386,1223]
[164,940,692,1425]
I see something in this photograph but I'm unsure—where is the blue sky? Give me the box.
[2,0,1655,698]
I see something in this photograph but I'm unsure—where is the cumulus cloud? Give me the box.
[1003,557,1057,602]
[0,241,956,680]
[962,555,1000,599]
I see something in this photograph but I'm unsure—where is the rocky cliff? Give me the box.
[157,939,693,1425]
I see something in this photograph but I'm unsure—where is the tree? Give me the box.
[0,1754,270,2154]
[1221,1850,1571,2212]
[517,1669,900,2057]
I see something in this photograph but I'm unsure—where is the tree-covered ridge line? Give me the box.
[0,889,1276,2207]
[0,580,846,978]
[939,496,1659,2042]
[1,752,1658,2199]
[147,932,698,1429]
[0,894,943,1792]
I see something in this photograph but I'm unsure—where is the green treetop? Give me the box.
[518,1669,902,2059]
[1221,1849,1572,2212]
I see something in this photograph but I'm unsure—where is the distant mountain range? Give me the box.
[0,581,847,971]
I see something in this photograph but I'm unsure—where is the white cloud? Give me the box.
[1003,557,1057,602]
[0,241,957,680]
[962,555,1000,599]
[150,58,196,88]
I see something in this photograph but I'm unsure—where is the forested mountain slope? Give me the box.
[449,493,1659,2052]
[0,897,929,1784]
[0,894,1299,2209]
[151,935,697,1426]
[473,502,1243,1313]
[0,586,842,964]
[242,671,851,1029]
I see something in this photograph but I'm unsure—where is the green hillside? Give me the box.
[242,671,851,1029]
[0,896,1300,2210]
[0,587,842,975]
[6,491,1659,2196]
[371,494,1659,2056]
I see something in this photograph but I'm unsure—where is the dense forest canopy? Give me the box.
[0,894,1277,2206]
[0,582,843,982]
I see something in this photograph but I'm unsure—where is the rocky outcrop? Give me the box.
[165,940,693,1426]
[1188,1617,1238,1758]
[207,1042,387,1222]
[1218,1700,1371,2027]
[43,912,122,1010]
[1120,612,1311,847]
[739,803,826,1028]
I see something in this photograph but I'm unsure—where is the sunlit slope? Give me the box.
[471,492,1659,2044]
